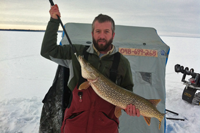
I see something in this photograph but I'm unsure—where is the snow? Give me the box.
[0,31,200,133]
[164,36,200,133]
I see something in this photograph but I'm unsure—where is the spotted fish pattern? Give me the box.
[78,56,165,129]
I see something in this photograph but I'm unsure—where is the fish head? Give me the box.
[78,56,99,80]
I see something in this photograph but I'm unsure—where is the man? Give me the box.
[41,4,140,133]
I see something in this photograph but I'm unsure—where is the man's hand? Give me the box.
[49,4,61,19]
[125,104,140,117]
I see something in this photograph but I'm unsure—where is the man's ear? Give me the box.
[91,31,94,37]
[112,32,115,39]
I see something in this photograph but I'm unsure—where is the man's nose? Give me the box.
[99,32,106,39]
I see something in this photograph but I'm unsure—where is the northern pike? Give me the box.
[77,55,165,129]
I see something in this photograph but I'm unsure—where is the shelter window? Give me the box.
[140,72,152,85]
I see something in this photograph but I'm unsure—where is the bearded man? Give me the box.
[40,4,140,133]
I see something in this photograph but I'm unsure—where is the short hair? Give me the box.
[92,14,115,33]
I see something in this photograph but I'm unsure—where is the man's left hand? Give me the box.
[125,104,140,117]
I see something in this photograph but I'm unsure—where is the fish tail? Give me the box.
[158,113,165,130]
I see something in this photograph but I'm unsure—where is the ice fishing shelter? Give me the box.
[61,23,170,133]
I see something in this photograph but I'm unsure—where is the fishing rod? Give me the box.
[49,0,78,56]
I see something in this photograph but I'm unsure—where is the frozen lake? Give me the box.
[0,31,200,133]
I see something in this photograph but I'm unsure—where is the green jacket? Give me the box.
[41,18,133,91]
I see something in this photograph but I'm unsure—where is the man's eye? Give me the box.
[105,30,109,33]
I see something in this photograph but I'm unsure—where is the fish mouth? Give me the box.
[78,56,85,66]
[78,55,98,79]
[78,55,90,72]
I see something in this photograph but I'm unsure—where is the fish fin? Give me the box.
[114,106,122,118]
[148,99,161,107]
[88,78,98,83]
[78,81,90,90]
[159,121,161,130]
[143,116,151,126]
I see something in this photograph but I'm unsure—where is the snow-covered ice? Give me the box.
[0,31,199,133]
[164,36,200,133]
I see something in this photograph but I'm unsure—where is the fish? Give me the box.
[77,55,165,129]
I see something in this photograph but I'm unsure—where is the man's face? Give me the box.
[92,21,115,52]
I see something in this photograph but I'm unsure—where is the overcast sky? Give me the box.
[0,0,199,37]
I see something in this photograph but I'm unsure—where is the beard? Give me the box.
[93,37,113,52]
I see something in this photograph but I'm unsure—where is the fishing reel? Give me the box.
[175,64,200,105]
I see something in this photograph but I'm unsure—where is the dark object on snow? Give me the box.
[166,118,185,121]
[182,87,197,103]
[39,66,71,133]
[166,109,185,121]
[175,64,200,105]
[166,109,179,115]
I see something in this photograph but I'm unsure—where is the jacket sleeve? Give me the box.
[40,18,74,67]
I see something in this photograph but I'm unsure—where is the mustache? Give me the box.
[97,39,107,42]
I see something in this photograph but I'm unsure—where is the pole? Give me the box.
[49,0,78,56]
[166,117,185,121]
[166,109,179,115]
